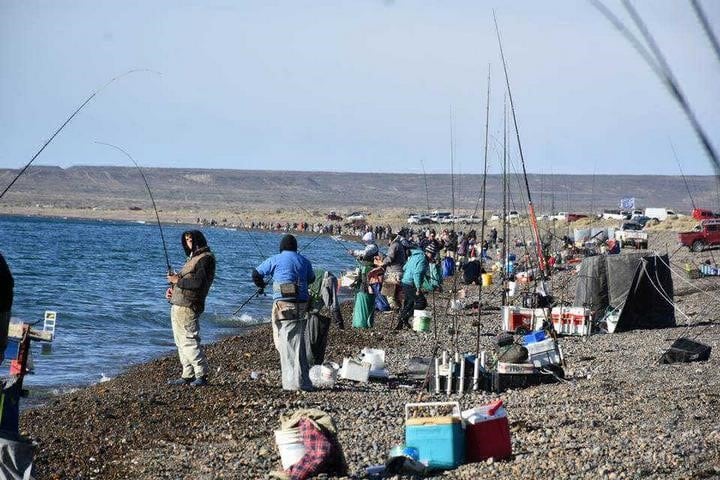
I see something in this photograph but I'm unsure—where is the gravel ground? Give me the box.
[21,230,720,479]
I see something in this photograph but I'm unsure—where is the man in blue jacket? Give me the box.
[395,243,435,330]
[253,234,315,391]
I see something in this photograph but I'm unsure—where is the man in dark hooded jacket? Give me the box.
[165,230,216,387]
[0,252,13,365]
[253,234,315,391]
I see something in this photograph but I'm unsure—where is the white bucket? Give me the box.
[507,281,516,297]
[360,348,385,370]
[274,428,306,470]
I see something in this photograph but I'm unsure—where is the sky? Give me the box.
[0,0,718,175]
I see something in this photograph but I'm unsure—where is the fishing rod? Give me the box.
[690,0,720,65]
[589,0,719,176]
[476,65,491,357]
[670,140,697,211]
[94,142,173,274]
[493,12,548,280]
[420,159,431,213]
[0,69,160,200]
[450,105,456,217]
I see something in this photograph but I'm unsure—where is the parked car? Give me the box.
[691,208,720,221]
[551,212,567,221]
[346,211,367,221]
[601,209,628,220]
[506,210,520,221]
[407,214,433,225]
[678,219,720,252]
[326,211,343,221]
[567,213,588,222]
[615,222,649,249]
[630,215,652,227]
[457,215,483,224]
[644,207,678,222]
[429,210,452,223]
[490,213,501,221]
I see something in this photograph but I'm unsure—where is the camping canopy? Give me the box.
[574,252,675,332]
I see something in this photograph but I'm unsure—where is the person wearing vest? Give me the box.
[253,234,315,391]
[165,230,216,387]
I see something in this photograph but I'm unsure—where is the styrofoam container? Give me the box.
[526,338,561,367]
[274,428,306,470]
[496,362,536,374]
[340,358,370,382]
[360,348,385,370]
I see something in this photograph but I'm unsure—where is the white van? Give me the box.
[644,208,678,222]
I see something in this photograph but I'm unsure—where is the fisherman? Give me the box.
[348,232,380,328]
[394,243,434,330]
[489,227,498,249]
[165,230,216,387]
[349,232,379,261]
[306,269,344,366]
[375,232,408,310]
[253,234,315,391]
[0,252,13,365]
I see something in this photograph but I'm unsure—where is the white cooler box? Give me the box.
[526,338,562,368]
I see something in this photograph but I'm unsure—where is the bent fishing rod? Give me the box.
[0,69,161,200]
[94,141,172,275]
[589,0,719,177]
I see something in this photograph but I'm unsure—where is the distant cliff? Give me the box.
[0,165,717,214]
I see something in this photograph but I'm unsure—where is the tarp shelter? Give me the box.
[574,252,675,332]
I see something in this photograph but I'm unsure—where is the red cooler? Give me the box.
[462,400,512,462]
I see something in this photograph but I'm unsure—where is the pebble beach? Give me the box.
[20,229,720,479]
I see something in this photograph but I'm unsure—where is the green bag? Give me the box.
[421,263,443,292]
[352,292,375,329]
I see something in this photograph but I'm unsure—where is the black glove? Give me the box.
[256,286,265,296]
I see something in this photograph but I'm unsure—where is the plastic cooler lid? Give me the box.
[406,417,462,426]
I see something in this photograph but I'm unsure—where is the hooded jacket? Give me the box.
[401,249,429,289]
[170,230,216,313]
[382,236,407,274]
[0,253,13,312]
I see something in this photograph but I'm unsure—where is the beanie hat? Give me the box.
[362,232,375,244]
[279,234,298,252]
[425,242,437,257]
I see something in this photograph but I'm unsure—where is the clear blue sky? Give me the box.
[1,0,718,175]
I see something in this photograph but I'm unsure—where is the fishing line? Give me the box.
[94,141,172,274]
[0,69,161,200]
[670,140,697,211]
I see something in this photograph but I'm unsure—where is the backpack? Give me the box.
[442,256,455,278]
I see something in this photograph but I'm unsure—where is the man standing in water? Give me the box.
[252,234,315,391]
[0,252,13,365]
[165,230,216,387]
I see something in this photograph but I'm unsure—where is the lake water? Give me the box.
[0,215,359,396]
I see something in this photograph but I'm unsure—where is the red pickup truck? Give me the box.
[678,219,720,252]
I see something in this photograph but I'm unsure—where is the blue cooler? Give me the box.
[404,402,465,470]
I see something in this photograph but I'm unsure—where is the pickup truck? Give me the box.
[615,222,649,249]
[678,219,720,252]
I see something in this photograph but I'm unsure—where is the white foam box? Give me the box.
[525,338,561,368]
[340,358,370,382]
